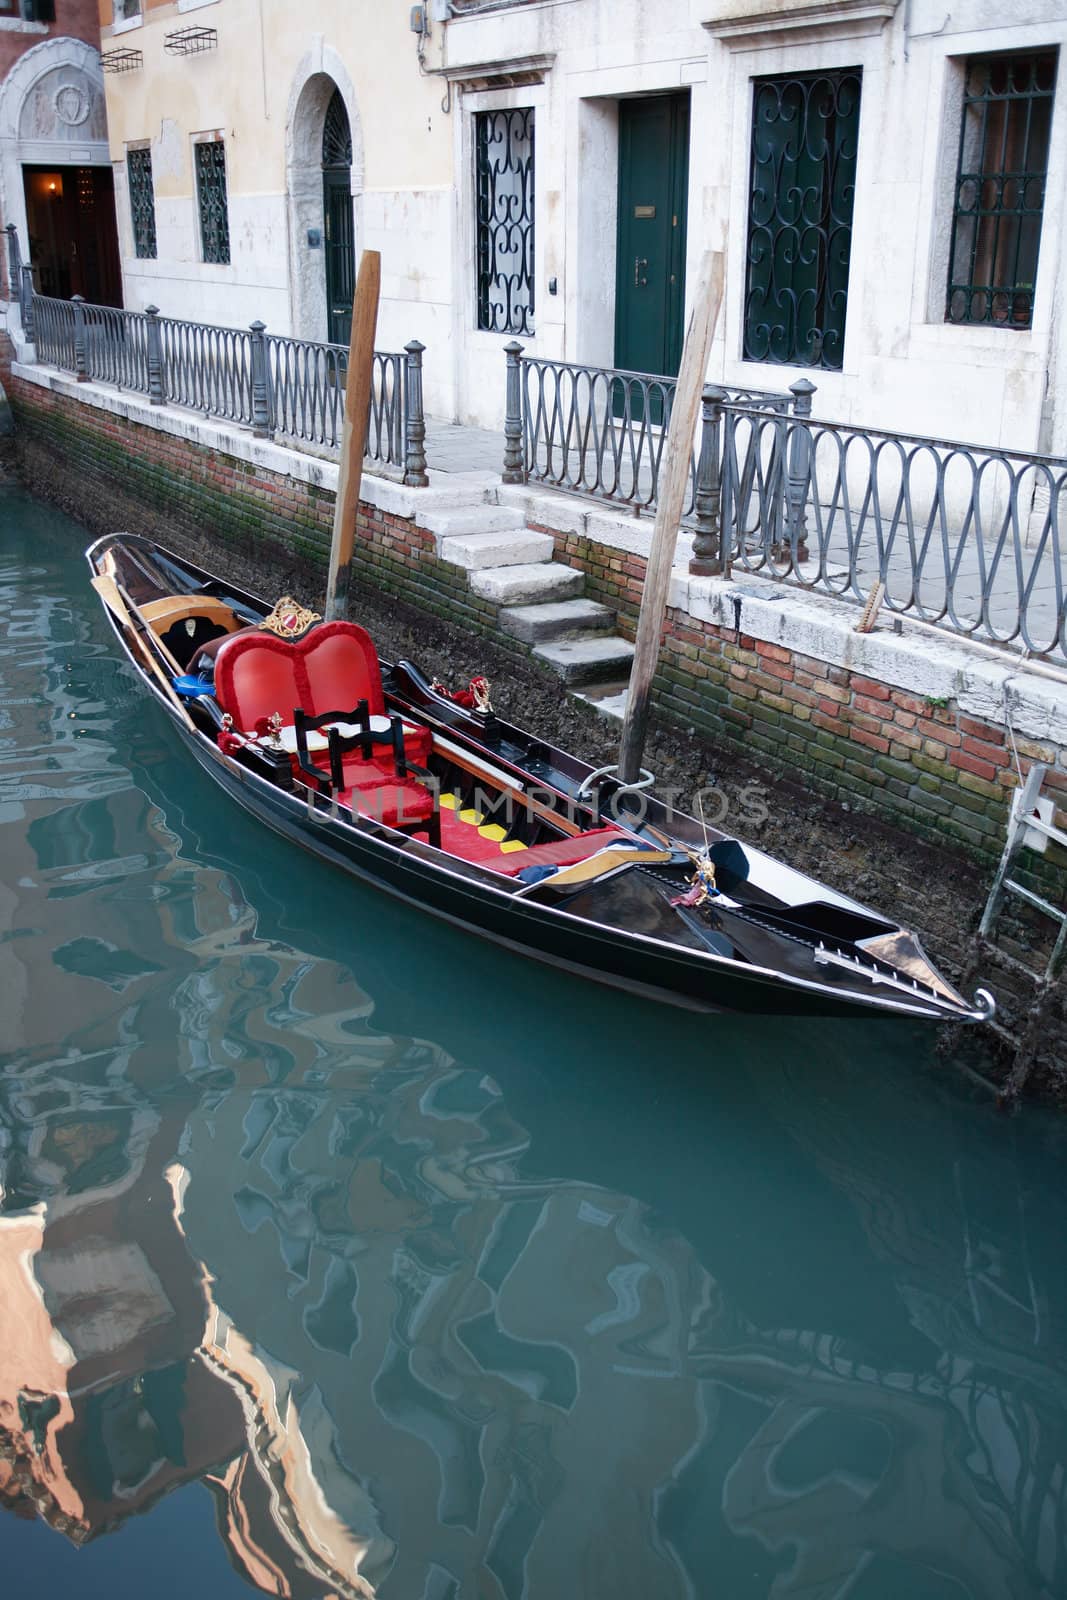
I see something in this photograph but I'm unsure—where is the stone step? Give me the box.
[575,684,630,721]
[421,504,527,543]
[533,635,636,685]
[469,562,584,606]
[498,598,615,644]
[438,529,555,571]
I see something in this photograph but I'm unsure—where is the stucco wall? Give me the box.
[98,0,454,412]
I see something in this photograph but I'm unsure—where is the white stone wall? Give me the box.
[442,0,1067,453]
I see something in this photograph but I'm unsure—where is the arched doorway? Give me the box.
[322,89,354,348]
[285,49,363,345]
[0,38,121,308]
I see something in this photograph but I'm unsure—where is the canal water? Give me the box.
[1,484,1065,1600]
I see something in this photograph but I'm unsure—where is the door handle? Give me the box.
[634,257,648,289]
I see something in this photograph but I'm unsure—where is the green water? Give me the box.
[1,485,1065,1600]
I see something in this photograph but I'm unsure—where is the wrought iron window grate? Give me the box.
[475,107,534,336]
[101,47,143,73]
[163,25,217,56]
[322,89,352,169]
[946,51,1057,329]
[195,141,230,265]
[127,147,156,259]
[743,68,862,371]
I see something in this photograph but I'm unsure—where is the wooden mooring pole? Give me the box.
[617,250,725,785]
[324,249,381,622]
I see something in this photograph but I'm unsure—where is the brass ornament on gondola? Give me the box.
[259,597,322,639]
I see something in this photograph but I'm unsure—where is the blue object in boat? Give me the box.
[516,864,559,885]
[172,674,213,699]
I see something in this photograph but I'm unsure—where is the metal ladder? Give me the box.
[977,763,1067,1098]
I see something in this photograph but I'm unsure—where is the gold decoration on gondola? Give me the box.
[471,676,493,714]
[259,596,322,639]
[672,850,717,908]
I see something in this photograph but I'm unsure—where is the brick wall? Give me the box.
[5,349,1066,904]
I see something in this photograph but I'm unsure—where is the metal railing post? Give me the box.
[503,340,525,484]
[249,320,272,438]
[690,383,726,576]
[4,224,20,303]
[785,376,816,565]
[71,294,88,381]
[145,305,164,404]
[719,405,736,579]
[403,339,428,486]
[20,264,35,343]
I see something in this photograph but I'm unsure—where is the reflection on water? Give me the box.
[1,487,1066,1600]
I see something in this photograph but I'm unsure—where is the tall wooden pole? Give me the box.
[617,250,725,784]
[324,249,381,621]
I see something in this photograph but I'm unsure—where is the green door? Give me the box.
[614,94,690,385]
[324,168,355,348]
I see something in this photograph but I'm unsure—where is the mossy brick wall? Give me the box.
[547,525,1067,895]
[7,359,1067,896]
[3,360,550,684]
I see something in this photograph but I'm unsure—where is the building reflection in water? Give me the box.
[0,779,1065,1597]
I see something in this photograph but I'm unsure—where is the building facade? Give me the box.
[97,0,1067,452]
[1,0,119,304]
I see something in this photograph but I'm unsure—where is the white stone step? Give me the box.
[469,562,584,606]
[575,686,630,721]
[439,529,555,571]
[499,598,615,644]
[421,504,527,542]
[533,635,636,685]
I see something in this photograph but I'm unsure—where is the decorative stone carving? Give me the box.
[54,83,90,128]
[18,67,106,143]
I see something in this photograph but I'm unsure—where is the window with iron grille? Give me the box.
[475,107,534,336]
[195,139,230,265]
[127,148,157,260]
[946,51,1057,329]
[743,68,862,370]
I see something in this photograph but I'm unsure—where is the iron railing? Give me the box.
[268,335,405,465]
[30,294,76,371]
[159,314,254,425]
[502,344,792,536]
[719,404,1067,663]
[83,302,152,393]
[25,292,428,484]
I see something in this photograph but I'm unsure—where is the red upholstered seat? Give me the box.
[494,827,626,877]
[213,621,431,766]
[340,779,436,830]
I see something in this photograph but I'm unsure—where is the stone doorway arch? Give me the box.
[0,36,118,306]
[286,47,363,344]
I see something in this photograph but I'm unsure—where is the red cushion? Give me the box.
[300,622,384,718]
[215,635,301,730]
[341,780,435,830]
[215,621,385,729]
[495,827,626,877]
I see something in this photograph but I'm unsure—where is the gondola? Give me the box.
[85,532,994,1024]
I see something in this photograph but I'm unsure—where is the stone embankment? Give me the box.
[2,330,1064,1098]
